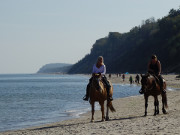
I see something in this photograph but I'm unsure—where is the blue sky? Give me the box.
[0,0,179,73]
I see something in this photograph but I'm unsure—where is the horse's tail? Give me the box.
[163,93,168,108]
[163,82,168,108]
[107,101,116,112]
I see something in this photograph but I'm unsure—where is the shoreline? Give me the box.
[1,74,180,134]
[1,91,180,135]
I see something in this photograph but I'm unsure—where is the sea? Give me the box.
[0,74,175,132]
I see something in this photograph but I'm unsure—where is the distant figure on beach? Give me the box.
[139,54,166,94]
[135,74,140,84]
[122,74,125,81]
[129,76,133,84]
[83,56,113,101]
[109,74,111,79]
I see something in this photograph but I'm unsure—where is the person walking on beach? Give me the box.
[109,74,111,79]
[129,75,133,84]
[122,74,125,81]
[139,54,166,94]
[135,74,140,84]
[83,56,113,101]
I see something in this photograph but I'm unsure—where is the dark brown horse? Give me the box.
[140,74,168,116]
[89,74,115,122]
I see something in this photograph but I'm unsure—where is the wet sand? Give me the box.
[1,74,180,135]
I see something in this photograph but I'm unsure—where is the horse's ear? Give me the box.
[147,72,150,76]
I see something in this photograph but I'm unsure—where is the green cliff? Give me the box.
[69,8,180,74]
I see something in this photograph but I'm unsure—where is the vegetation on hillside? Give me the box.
[69,8,180,74]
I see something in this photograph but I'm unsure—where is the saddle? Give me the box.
[152,75,160,84]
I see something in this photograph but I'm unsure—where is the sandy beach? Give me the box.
[1,74,180,135]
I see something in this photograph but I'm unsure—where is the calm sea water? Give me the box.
[0,74,143,132]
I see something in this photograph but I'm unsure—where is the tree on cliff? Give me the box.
[68,7,180,74]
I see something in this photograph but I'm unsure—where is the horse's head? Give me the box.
[92,74,102,91]
[140,74,150,92]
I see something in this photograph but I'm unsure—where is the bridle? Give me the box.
[141,76,155,92]
[92,75,102,90]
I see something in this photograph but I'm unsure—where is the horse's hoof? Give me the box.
[163,111,167,114]
[154,113,156,116]
[101,119,105,122]
[156,111,159,115]
[105,117,109,121]
[91,120,94,123]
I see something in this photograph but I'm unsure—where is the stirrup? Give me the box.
[83,95,88,101]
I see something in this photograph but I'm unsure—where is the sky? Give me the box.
[0,0,179,74]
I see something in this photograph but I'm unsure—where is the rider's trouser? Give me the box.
[157,74,163,90]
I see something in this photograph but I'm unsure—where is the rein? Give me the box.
[146,84,154,91]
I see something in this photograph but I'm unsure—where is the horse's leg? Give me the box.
[156,97,159,114]
[144,95,148,116]
[106,101,109,121]
[154,96,158,116]
[99,101,105,121]
[162,94,167,114]
[91,102,95,122]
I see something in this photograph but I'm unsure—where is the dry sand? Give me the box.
[1,74,180,135]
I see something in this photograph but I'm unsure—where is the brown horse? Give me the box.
[140,74,168,116]
[89,74,116,122]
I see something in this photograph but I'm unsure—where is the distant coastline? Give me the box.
[37,63,73,74]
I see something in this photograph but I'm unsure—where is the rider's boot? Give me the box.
[108,96,113,101]
[83,95,89,101]
[139,89,144,94]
